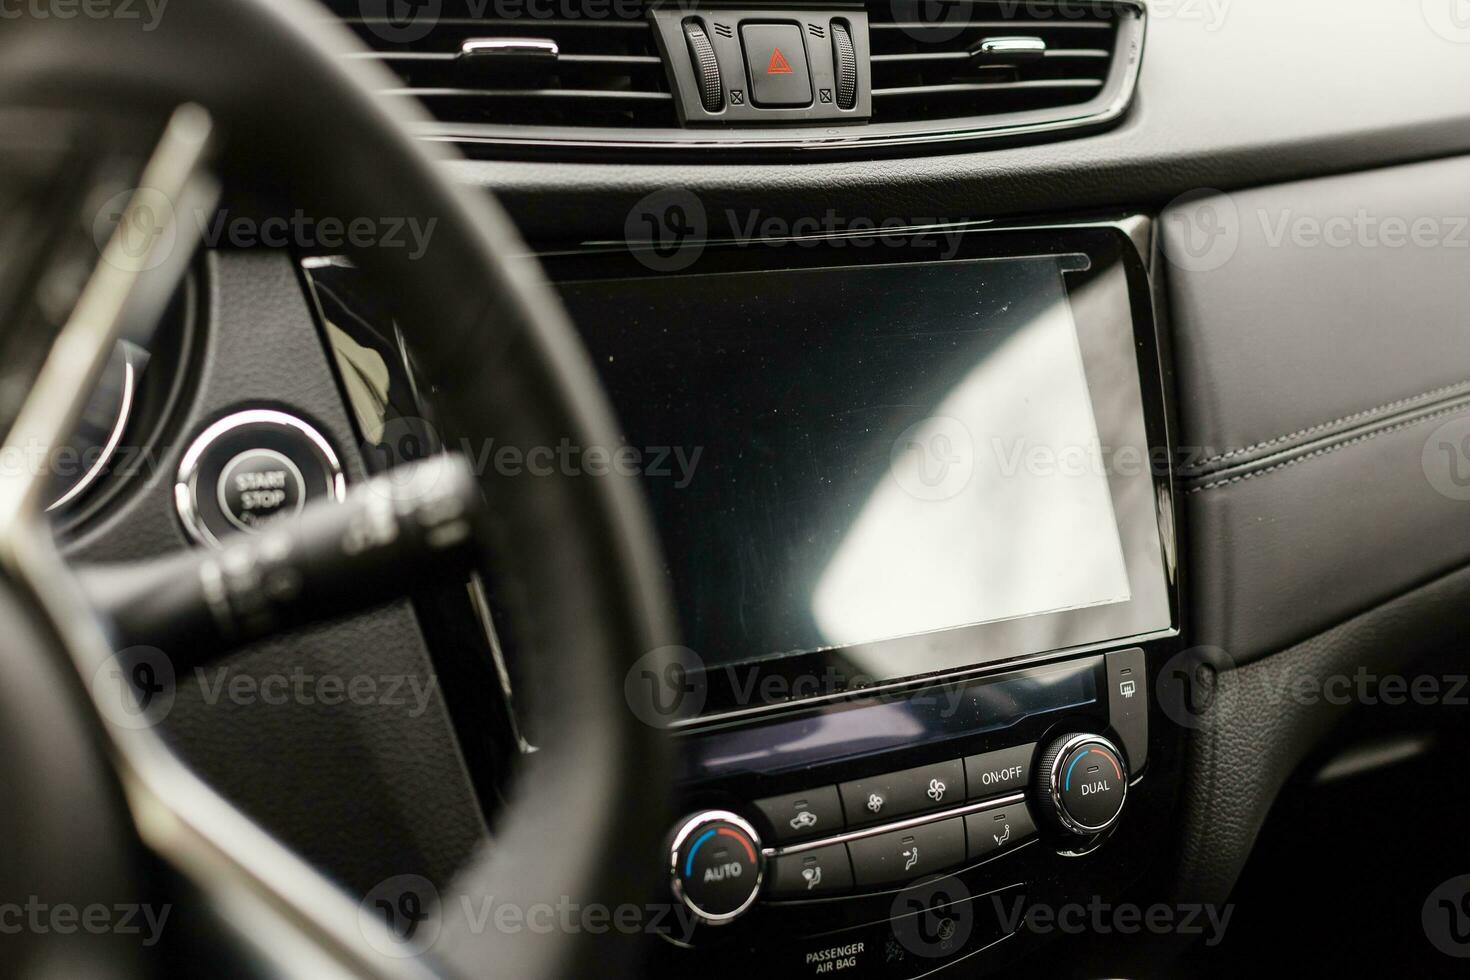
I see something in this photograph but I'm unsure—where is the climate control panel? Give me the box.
[655,648,1167,979]
[668,734,1130,923]
[664,649,1151,933]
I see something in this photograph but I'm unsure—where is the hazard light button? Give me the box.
[740,23,812,108]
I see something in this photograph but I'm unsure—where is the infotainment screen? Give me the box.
[553,230,1174,711]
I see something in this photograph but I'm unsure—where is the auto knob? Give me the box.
[668,810,764,925]
[1033,733,1129,836]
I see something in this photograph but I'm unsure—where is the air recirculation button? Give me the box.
[683,20,724,112]
[831,21,857,110]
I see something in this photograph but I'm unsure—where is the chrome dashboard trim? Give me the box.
[762,792,1028,858]
[46,342,139,512]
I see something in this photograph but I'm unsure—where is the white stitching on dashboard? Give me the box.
[1186,400,1470,495]
[1187,379,1470,469]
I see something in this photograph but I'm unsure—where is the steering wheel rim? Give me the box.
[0,3,678,978]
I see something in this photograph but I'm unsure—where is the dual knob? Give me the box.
[668,734,1128,925]
[1033,733,1129,836]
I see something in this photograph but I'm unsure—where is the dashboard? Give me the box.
[8,1,1470,977]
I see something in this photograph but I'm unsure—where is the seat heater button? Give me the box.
[964,802,1036,860]
[847,817,965,887]
[218,448,307,532]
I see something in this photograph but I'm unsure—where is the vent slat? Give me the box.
[350,53,663,65]
[871,20,1112,31]
[338,18,649,28]
[383,88,673,102]
[874,79,1102,96]
[871,48,1109,63]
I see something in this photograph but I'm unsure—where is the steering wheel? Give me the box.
[0,2,678,978]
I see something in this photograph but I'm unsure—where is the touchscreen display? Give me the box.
[559,255,1134,672]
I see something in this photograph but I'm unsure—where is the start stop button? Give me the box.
[217,448,307,531]
[177,409,345,546]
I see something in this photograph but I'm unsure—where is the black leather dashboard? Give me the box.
[1167,156,1470,665]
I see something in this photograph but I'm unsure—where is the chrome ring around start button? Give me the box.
[176,409,346,547]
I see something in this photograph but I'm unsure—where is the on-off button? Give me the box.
[964,744,1034,799]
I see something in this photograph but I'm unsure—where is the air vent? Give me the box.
[326,0,1143,156]
[325,0,676,128]
[867,1,1120,122]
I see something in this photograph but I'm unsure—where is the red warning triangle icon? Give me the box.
[767,47,794,75]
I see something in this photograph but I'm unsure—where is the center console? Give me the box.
[544,217,1183,977]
